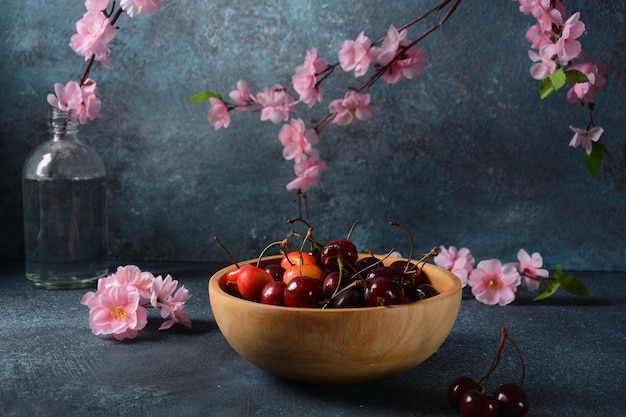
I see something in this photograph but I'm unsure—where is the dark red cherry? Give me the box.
[412,268,431,286]
[320,239,358,271]
[264,263,286,281]
[322,271,353,298]
[459,389,499,417]
[365,265,404,282]
[260,281,286,306]
[355,256,381,273]
[448,375,481,408]
[415,283,439,300]
[364,277,403,306]
[284,276,324,308]
[331,287,365,308]
[494,383,529,417]
[388,259,418,274]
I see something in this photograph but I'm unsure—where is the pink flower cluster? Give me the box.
[206,24,424,193]
[516,0,606,155]
[434,246,548,306]
[47,79,101,124]
[47,0,161,123]
[81,265,191,340]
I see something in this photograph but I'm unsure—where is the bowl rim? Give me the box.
[209,254,462,312]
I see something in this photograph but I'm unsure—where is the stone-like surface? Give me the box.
[1,261,625,416]
[1,1,625,269]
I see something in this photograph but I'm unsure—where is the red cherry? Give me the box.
[260,281,287,306]
[284,276,324,308]
[494,383,529,417]
[225,267,241,282]
[320,239,358,271]
[280,251,318,270]
[448,375,481,408]
[364,277,404,307]
[282,263,325,284]
[264,263,286,281]
[459,389,499,417]
[236,265,274,302]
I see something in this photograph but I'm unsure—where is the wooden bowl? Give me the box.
[208,255,462,384]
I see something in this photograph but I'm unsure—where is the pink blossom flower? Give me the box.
[381,44,424,84]
[120,0,162,18]
[208,98,231,130]
[47,81,83,112]
[370,25,407,67]
[70,11,117,69]
[525,23,554,50]
[98,264,155,302]
[292,48,326,107]
[339,32,372,77]
[568,125,603,154]
[228,80,254,110]
[255,85,298,124]
[548,12,585,65]
[82,265,192,339]
[85,0,110,12]
[328,90,376,126]
[151,274,192,330]
[468,259,521,306]
[278,118,319,162]
[517,0,564,32]
[434,245,475,287]
[514,249,549,292]
[286,155,328,193]
[566,58,606,104]
[528,46,557,80]
[77,78,101,124]
[81,285,148,340]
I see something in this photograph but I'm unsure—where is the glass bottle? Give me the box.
[22,107,108,289]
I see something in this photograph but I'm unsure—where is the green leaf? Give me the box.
[565,69,589,84]
[550,67,567,89]
[539,78,556,100]
[585,141,605,178]
[533,280,561,301]
[539,68,566,100]
[557,273,591,296]
[187,91,223,103]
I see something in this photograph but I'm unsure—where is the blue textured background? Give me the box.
[1,0,625,270]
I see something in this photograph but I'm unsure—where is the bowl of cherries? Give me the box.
[208,228,463,384]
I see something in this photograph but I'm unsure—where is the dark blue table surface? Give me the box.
[1,260,625,417]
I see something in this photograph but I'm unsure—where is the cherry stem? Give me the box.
[256,239,288,267]
[298,228,314,256]
[504,328,527,392]
[279,239,303,266]
[389,221,415,270]
[213,236,240,268]
[478,326,507,390]
[478,326,527,393]
[346,219,359,241]
[287,217,311,229]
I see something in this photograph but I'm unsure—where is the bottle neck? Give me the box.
[49,107,79,139]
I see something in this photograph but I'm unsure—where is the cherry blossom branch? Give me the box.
[515,0,607,176]
[195,0,604,199]
[356,0,462,93]
[434,246,591,305]
[308,0,463,132]
[79,6,124,86]
[48,1,162,124]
